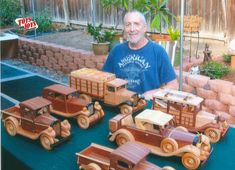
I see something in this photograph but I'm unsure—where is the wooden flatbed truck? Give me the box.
[108,109,212,170]
[76,141,174,170]
[70,68,147,115]
[152,89,229,143]
[1,97,71,150]
[43,84,104,129]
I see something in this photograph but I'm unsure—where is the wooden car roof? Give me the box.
[106,78,128,87]
[20,97,51,110]
[111,142,150,164]
[44,84,76,95]
[135,109,173,126]
[153,89,203,106]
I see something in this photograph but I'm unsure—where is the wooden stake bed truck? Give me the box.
[1,97,71,150]
[43,84,104,129]
[108,109,212,170]
[76,141,174,170]
[152,89,229,143]
[70,68,147,115]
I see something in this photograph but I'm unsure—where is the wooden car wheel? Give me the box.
[40,134,54,150]
[139,99,146,105]
[160,138,178,153]
[116,132,134,146]
[204,128,221,143]
[86,163,101,170]
[5,120,17,136]
[79,94,92,103]
[182,152,200,170]
[120,104,133,115]
[77,115,90,129]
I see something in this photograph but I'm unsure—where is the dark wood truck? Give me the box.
[152,89,229,143]
[108,109,213,170]
[70,68,147,115]
[1,97,71,150]
[76,141,174,170]
[43,84,104,129]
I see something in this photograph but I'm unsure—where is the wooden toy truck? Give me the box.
[152,89,229,143]
[43,84,104,129]
[1,97,71,150]
[108,109,212,170]
[76,141,174,170]
[70,68,147,115]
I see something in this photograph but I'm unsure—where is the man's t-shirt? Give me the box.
[102,41,176,94]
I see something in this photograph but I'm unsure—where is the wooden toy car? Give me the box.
[1,97,71,150]
[43,84,104,129]
[70,68,147,115]
[152,89,229,143]
[108,109,212,170]
[76,141,174,170]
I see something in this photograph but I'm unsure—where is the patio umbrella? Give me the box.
[179,0,185,91]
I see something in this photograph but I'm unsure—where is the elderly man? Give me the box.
[103,11,176,100]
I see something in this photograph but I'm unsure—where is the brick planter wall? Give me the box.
[15,37,235,124]
[17,37,107,74]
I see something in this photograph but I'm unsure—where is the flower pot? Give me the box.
[147,33,171,42]
[92,42,110,55]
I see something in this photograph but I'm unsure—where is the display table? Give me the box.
[0,33,18,58]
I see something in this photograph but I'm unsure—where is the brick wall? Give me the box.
[16,37,235,124]
[17,37,107,74]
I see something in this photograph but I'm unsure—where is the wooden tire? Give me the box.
[79,94,92,103]
[120,104,133,115]
[5,119,17,136]
[204,128,221,143]
[116,132,134,146]
[182,152,200,170]
[77,115,90,129]
[40,134,54,150]
[175,126,188,132]
[87,163,101,170]
[160,138,178,153]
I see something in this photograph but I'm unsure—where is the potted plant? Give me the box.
[87,23,116,55]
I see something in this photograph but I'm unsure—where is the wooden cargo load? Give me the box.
[70,68,116,98]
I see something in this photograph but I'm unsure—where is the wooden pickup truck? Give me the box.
[1,97,71,150]
[76,141,174,170]
[152,89,229,143]
[108,109,212,170]
[70,68,147,115]
[43,84,104,129]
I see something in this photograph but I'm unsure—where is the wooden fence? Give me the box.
[22,0,235,41]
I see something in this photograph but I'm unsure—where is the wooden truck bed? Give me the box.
[1,106,21,119]
[77,143,112,169]
[70,68,115,98]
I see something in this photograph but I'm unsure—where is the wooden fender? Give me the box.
[40,133,55,150]
[109,129,135,146]
[79,94,92,103]
[175,126,188,132]
[204,127,221,143]
[77,114,90,129]
[61,120,71,137]
[4,117,19,136]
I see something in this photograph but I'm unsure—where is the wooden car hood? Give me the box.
[34,113,58,126]
[167,128,196,144]
[68,98,88,106]
[118,88,136,98]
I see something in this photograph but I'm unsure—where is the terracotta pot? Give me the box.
[92,42,110,55]
[148,33,171,42]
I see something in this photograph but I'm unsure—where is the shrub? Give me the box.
[201,61,230,79]
[223,54,232,63]
[0,0,21,26]
[35,8,53,32]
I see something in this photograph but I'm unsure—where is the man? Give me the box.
[102,11,176,100]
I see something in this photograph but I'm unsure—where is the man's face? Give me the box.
[124,13,147,44]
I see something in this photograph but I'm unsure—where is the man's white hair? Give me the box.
[124,10,147,25]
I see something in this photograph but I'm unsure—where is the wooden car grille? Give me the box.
[52,122,61,136]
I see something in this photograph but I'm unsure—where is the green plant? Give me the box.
[166,26,180,41]
[87,23,116,43]
[0,0,21,26]
[135,0,176,33]
[35,8,53,32]
[223,53,232,63]
[201,61,230,79]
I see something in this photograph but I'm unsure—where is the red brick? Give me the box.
[186,74,210,88]
[26,51,32,57]
[85,60,96,68]
[232,85,235,96]
[54,52,63,60]
[41,55,48,62]
[196,88,217,99]
[28,57,35,64]
[214,111,235,124]
[36,59,44,66]
[219,93,235,105]
[63,55,74,62]
[62,68,71,74]
[201,105,213,113]
[182,83,196,93]
[208,79,233,94]
[52,64,62,71]
[38,49,45,55]
[175,70,189,83]
[204,99,228,112]
[58,59,67,67]
[74,57,85,64]
[48,57,57,64]
[68,63,78,71]
[21,54,27,61]
[46,50,54,57]
[44,62,52,69]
